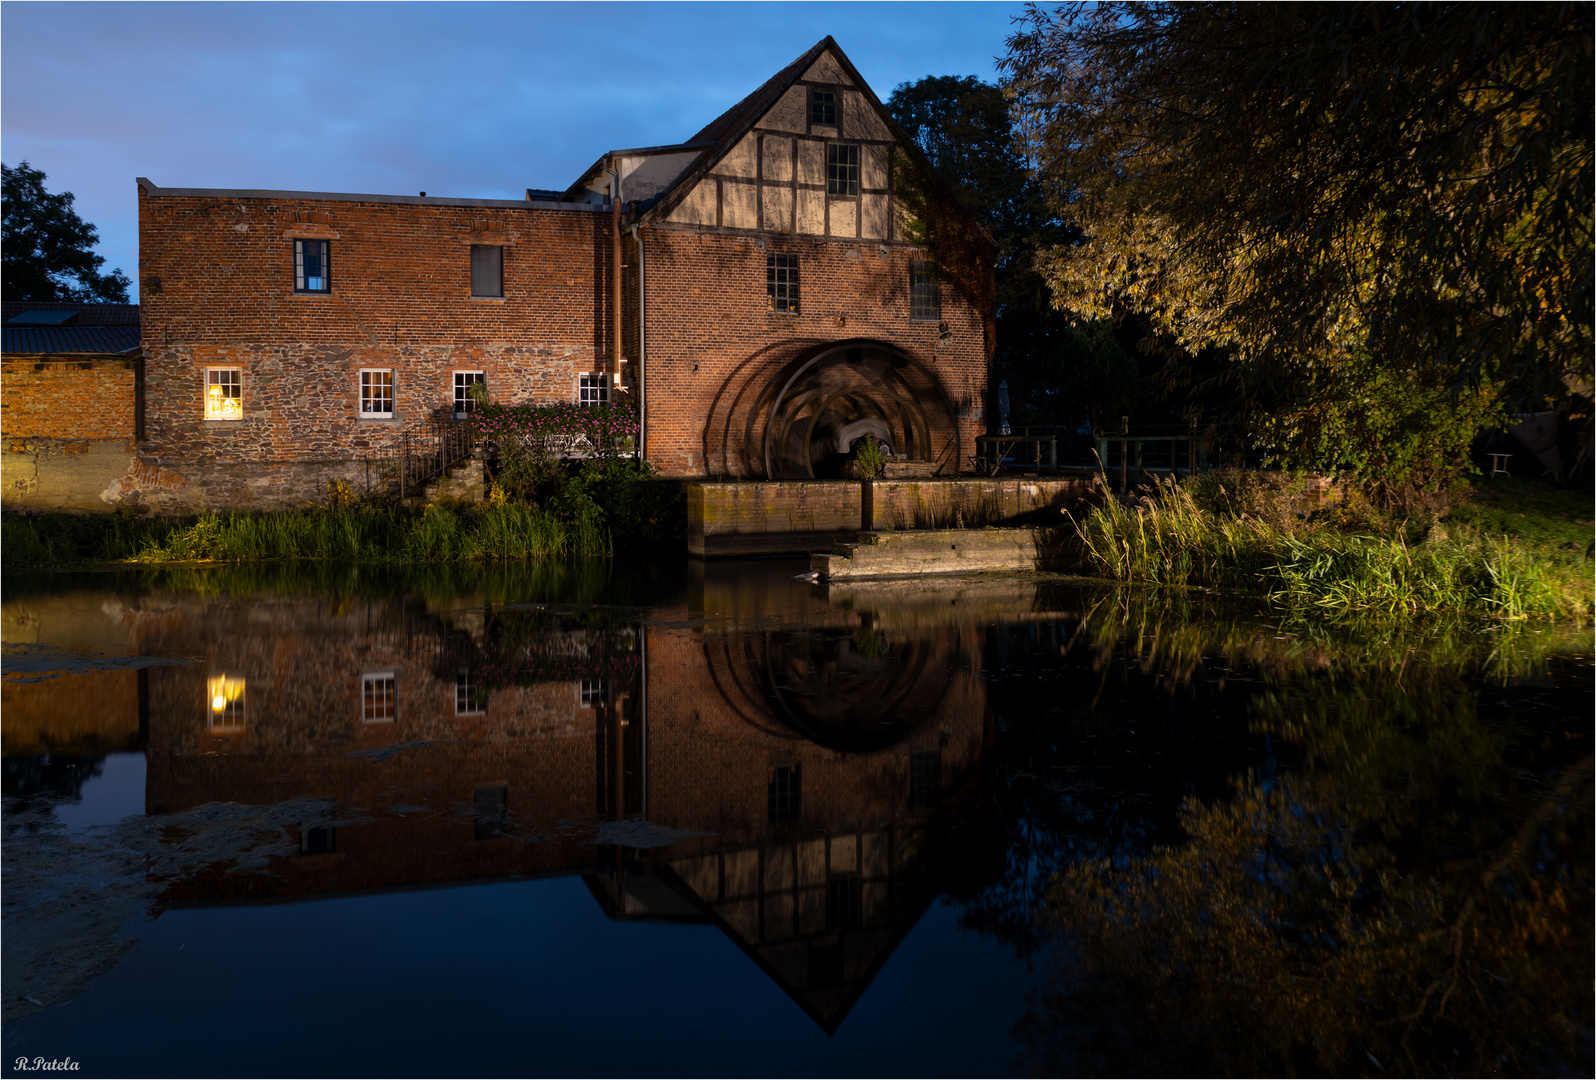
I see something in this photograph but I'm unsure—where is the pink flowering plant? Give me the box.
[464,401,640,459]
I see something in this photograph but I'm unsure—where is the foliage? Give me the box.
[464,400,639,458]
[1002,3,1593,498]
[888,77,1111,418]
[1260,346,1506,504]
[853,435,888,480]
[2,161,131,302]
[1027,316,1144,430]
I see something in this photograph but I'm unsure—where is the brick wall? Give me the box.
[1,355,137,442]
[1,355,141,511]
[134,188,612,510]
[130,184,993,511]
[639,225,987,477]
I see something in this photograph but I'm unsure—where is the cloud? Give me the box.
[3,1,1017,297]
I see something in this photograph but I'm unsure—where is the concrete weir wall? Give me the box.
[813,528,1077,579]
[687,478,1092,557]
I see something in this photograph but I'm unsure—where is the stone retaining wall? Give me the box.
[687,478,1092,557]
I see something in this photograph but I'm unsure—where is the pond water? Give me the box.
[2,560,1590,1077]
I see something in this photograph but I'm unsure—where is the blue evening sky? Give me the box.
[2,1,1024,300]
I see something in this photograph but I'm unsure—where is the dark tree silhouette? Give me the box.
[2,160,131,303]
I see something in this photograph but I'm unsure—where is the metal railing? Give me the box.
[360,419,476,500]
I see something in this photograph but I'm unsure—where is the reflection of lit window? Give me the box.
[205,368,242,420]
[362,672,396,723]
[579,679,608,707]
[207,674,246,733]
[454,668,486,716]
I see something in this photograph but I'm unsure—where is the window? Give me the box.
[578,373,610,407]
[294,239,330,292]
[362,672,396,723]
[826,144,860,197]
[826,874,862,931]
[206,674,246,733]
[205,367,243,421]
[300,826,336,854]
[455,668,487,716]
[579,679,609,707]
[454,371,485,418]
[474,785,508,840]
[910,261,940,322]
[767,253,800,314]
[910,749,941,807]
[360,369,394,418]
[470,244,503,298]
[768,763,802,825]
[809,86,837,127]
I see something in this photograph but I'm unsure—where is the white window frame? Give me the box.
[360,369,394,419]
[361,671,397,723]
[294,239,331,293]
[453,371,485,419]
[454,667,486,717]
[204,367,244,421]
[579,679,608,707]
[578,373,610,408]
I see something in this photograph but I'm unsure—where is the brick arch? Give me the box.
[699,338,961,479]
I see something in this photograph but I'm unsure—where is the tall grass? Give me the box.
[130,503,611,564]
[1072,477,1591,621]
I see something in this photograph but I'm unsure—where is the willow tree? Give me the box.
[1001,3,1593,502]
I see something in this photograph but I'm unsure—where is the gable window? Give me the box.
[826,144,860,197]
[360,369,394,418]
[204,367,243,420]
[827,874,863,931]
[362,672,396,723]
[453,371,485,418]
[579,679,609,707]
[767,253,800,314]
[470,244,503,298]
[294,239,330,293]
[809,86,837,127]
[768,763,802,825]
[910,261,940,321]
[578,374,610,407]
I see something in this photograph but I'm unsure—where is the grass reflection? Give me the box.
[995,591,1593,1076]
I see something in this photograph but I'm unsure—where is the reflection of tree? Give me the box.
[1013,646,1593,1077]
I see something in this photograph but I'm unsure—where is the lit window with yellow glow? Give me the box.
[205,368,243,420]
[207,675,246,733]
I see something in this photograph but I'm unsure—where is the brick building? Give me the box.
[108,36,992,511]
[1,301,144,510]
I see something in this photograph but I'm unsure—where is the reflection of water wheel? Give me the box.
[703,339,961,479]
[702,626,958,751]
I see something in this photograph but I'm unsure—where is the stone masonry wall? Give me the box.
[132,188,612,511]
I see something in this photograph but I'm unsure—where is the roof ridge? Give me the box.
[684,36,834,147]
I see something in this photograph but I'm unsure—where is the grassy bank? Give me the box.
[1071,474,1593,621]
[3,500,610,569]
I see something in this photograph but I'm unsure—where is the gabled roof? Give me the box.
[633,35,991,250]
[2,302,141,356]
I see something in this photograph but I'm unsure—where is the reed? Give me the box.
[1071,476,1591,621]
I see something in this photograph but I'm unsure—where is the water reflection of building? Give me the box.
[6,570,1000,1031]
